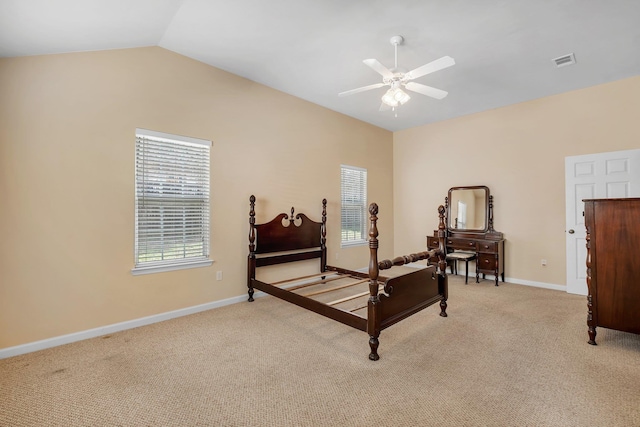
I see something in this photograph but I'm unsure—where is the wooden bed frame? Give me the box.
[247,195,449,360]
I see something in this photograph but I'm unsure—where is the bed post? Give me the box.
[436,205,448,317]
[247,195,256,302]
[367,203,381,361]
[320,198,327,272]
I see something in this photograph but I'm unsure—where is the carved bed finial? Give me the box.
[289,207,296,224]
[249,195,256,252]
[368,203,379,276]
[321,198,327,271]
[321,199,327,246]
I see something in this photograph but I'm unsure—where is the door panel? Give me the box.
[565,149,640,295]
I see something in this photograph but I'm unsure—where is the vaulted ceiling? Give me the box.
[2,0,639,131]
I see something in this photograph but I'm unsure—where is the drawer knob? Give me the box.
[469,242,474,246]
[484,259,490,263]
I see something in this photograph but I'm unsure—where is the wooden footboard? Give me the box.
[365,204,448,360]
[379,267,446,330]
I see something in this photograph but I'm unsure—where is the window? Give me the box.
[341,165,367,246]
[132,129,212,275]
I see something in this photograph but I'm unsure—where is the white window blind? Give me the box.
[133,129,212,274]
[341,165,367,246]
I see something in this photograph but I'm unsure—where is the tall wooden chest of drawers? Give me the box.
[584,198,640,344]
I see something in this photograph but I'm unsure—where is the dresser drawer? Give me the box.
[447,238,476,251]
[427,236,440,249]
[477,241,497,252]
[477,253,497,271]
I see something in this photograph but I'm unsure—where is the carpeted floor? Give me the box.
[1,274,639,426]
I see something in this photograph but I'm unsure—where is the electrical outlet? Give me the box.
[541,259,547,266]
[216,271,223,280]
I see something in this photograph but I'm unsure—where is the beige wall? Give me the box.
[3,45,638,351]
[393,75,640,286]
[0,47,394,349]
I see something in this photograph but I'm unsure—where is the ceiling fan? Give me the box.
[339,35,455,113]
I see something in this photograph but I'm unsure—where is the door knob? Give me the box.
[568,229,575,234]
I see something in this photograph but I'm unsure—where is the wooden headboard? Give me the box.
[248,195,327,267]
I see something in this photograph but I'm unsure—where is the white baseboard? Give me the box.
[501,276,565,291]
[0,271,565,359]
[0,292,260,360]
[477,274,565,291]
[364,263,566,291]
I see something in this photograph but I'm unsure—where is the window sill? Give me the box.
[131,259,213,276]
[341,240,367,248]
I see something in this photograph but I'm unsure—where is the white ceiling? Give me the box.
[2,0,639,131]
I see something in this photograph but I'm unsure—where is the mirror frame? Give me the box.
[446,185,490,233]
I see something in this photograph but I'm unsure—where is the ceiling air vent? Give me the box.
[553,53,576,68]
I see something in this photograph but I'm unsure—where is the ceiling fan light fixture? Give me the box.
[381,95,398,107]
[395,88,410,104]
[339,35,453,111]
[381,87,410,107]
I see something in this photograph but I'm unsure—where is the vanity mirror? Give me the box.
[447,186,489,232]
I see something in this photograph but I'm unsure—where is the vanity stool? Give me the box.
[445,251,476,284]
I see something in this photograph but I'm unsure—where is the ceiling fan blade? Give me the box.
[363,59,394,79]
[406,56,455,80]
[404,82,448,99]
[338,82,386,97]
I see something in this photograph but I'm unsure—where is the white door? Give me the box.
[565,149,640,295]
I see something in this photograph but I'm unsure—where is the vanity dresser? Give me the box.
[584,198,640,344]
[427,186,505,286]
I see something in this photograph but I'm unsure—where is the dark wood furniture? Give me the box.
[445,251,476,284]
[584,198,640,345]
[247,195,449,360]
[428,186,505,286]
